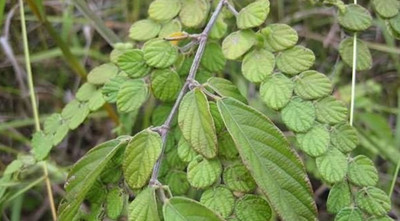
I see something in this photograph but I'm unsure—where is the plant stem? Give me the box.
[389,89,400,198]
[149,0,227,185]
[19,1,57,220]
[349,32,357,126]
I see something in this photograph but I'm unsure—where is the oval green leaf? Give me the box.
[163,197,224,221]
[241,48,275,83]
[129,19,161,41]
[235,194,272,221]
[222,30,256,60]
[294,70,332,100]
[316,148,348,183]
[151,69,182,102]
[281,97,316,132]
[261,23,298,52]
[117,50,151,78]
[187,156,222,189]
[148,0,181,21]
[237,0,270,29]
[276,45,315,75]
[339,37,372,71]
[315,96,348,124]
[348,155,378,187]
[338,4,372,31]
[200,186,235,218]
[260,73,294,110]
[143,39,179,68]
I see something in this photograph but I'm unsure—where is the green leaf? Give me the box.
[315,96,348,124]
[117,50,152,78]
[260,73,294,110]
[339,37,372,71]
[296,125,330,157]
[110,43,134,64]
[165,171,190,195]
[389,13,400,34]
[179,0,210,28]
[76,83,97,101]
[356,187,391,216]
[32,131,53,161]
[367,215,394,221]
[372,0,399,18]
[187,156,222,188]
[123,129,162,189]
[59,138,128,221]
[102,75,128,103]
[338,4,372,31]
[201,42,226,72]
[235,194,272,221]
[178,88,218,158]
[294,70,332,100]
[106,187,125,220]
[61,100,90,130]
[166,147,186,170]
[209,102,225,133]
[43,113,69,145]
[241,48,275,83]
[151,69,182,102]
[237,0,270,29]
[3,159,23,175]
[281,97,316,132]
[276,45,315,75]
[87,63,118,85]
[218,131,239,160]
[316,148,348,183]
[223,163,256,193]
[206,77,247,103]
[163,197,224,221]
[200,187,235,218]
[222,30,256,60]
[217,97,317,220]
[177,137,198,163]
[148,0,181,21]
[348,155,378,187]
[261,23,298,52]
[210,15,227,39]
[129,19,161,41]
[159,19,182,38]
[128,187,160,221]
[143,39,179,68]
[335,207,363,221]
[331,123,359,153]
[88,90,106,111]
[117,79,148,113]
[327,182,352,214]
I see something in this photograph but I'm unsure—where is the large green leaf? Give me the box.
[276,45,315,75]
[260,73,294,110]
[123,129,162,189]
[261,23,298,52]
[294,70,332,100]
[148,0,181,21]
[241,48,275,83]
[178,88,217,158]
[179,0,209,28]
[348,155,378,187]
[117,50,152,78]
[236,0,270,29]
[129,19,161,41]
[338,4,372,31]
[339,37,372,71]
[217,97,317,220]
[356,187,391,216]
[117,79,148,113]
[234,194,272,221]
[143,39,179,68]
[222,30,255,60]
[59,137,128,221]
[163,197,224,221]
[281,97,316,133]
[151,69,182,102]
[128,187,160,221]
[372,0,399,18]
[206,77,247,103]
[316,148,348,183]
[200,187,235,218]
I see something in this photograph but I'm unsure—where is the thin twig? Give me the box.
[149,0,228,185]
[224,1,239,16]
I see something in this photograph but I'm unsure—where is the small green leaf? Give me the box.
[32,131,53,161]
[389,13,400,34]
[356,187,391,216]
[129,19,161,41]
[143,39,179,68]
[43,113,69,145]
[339,37,372,71]
[76,83,97,101]
[241,48,275,83]
[316,148,348,183]
[102,75,128,103]
[348,155,378,187]
[260,73,294,110]
[201,42,226,72]
[331,123,359,153]
[210,15,228,39]
[276,45,315,75]
[88,90,106,111]
[3,159,23,175]
[327,182,352,214]
[61,100,90,130]
[200,187,235,218]
[110,43,134,64]
[237,0,270,29]
[151,69,182,102]
[296,125,330,157]
[367,215,394,221]
[117,79,148,113]
[218,131,239,160]
[177,137,197,163]
[159,19,182,38]
[261,23,298,52]
[163,197,224,221]
[178,88,218,158]
[128,187,160,221]
[223,163,256,193]
[315,96,348,124]
[294,70,332,100]
[87,63,118,85]
[222,30,256,60]
[281,97,316,132]
[179,0,210,28]
[217,97,317,220]
[148,0,181,21]
[235,194,272,221]
[106,187,125,220]
[123,129,162,189]
[338,4,372,31]
[117,50,151,78]
[206,77,247,103]
[335,207,363,221]
[187,156,222,189]
[165,171,190,195]
[372,0,399,18]
[209,102,225,133]
[166,147,186,170]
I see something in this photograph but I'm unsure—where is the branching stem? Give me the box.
[149,0,227,185]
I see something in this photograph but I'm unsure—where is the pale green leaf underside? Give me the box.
[117,79,148,113]
[222,30,255,60]
[129,19,161,41]
[179,0,209,28]
[237,0,270,29]
[61,99,90,130]
[187,156,222,188]
[339,37,372,71]
[372,0,399,18]
[235,194,272,221]
[276,45,315,75]
[241,48,275,83]
[128,187,160,221]
[163,197,224,221]
[294,70,332,100]
[261,23,298,52]
[356,187,391,216]
[327,182,351,214]
[260,73,294,110]
[87,63,118,85]
[316,148,348,183]
[338,4,372,31]
[281,97,316,132]
[200,187,235,218]
[348,155,378,187]
[217,97,317,220]
[148,0,181,21]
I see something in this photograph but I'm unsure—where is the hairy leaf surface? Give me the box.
[327,181,351,213]
[128,187,160,221]
[200,187,235,218]
[148,0,181,21]
[143,39,178,68]
[129,19,161,41]
[294,70,332,100]
[281,97,316,132]
[261,23,298,52]
[222,30,255,60]
[117,79,148,113]
[339,37,372,71]
[187,156,222,188]
[117,50,151,78]
[356,187,391,216]
[316,148,348,183]
[260,73,294,110]
[241,48,275,83]
[276,45,315,75]
[348,155,378,187]
[179,0,209,28]
[235,194,272,221]
[237,0,270,29]
[206,77,247,103]
[338,4,372,31]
